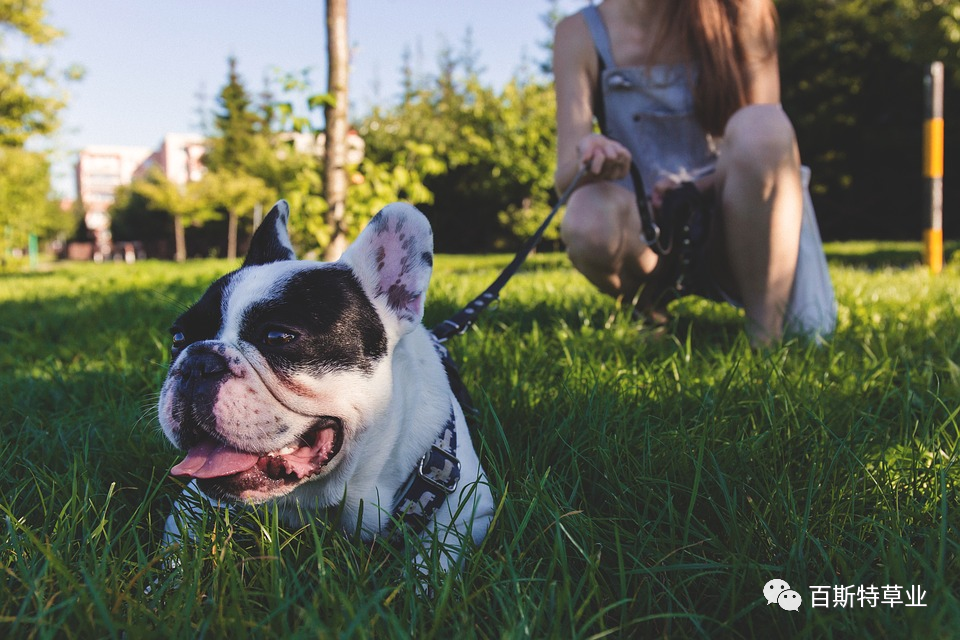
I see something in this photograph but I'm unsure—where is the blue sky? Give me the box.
[44,0,588,197]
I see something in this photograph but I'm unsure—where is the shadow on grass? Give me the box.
[0,280,199,521]
[824,241,959,269]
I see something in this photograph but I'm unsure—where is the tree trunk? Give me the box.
[174,213,186,262]
[227,208,238,260]
[323,0,349,261]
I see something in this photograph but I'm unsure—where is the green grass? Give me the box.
[1,242,958,638]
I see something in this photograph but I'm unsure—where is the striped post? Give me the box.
[923,62,944,274]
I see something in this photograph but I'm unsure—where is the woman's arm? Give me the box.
[740,0,781,104]
[553,13,632,194]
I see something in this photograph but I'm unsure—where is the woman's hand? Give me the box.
[578,133,632,181]
[651,173,717,210]
[650,177,680,211]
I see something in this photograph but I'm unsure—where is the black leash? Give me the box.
[426,156,705,334]
[629,159,711,299]
[629,161,665,253]
[430,163,589,342]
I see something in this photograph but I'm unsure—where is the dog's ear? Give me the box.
[243,200,296,267]
[340,203,434,335]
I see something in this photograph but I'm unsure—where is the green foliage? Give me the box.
[1,245,959,637]
[261,64,438,255]
[195,169,273,216]
[203,169,274,259]
[256,69,331,252]
[494,79,561,244]
[0,0,60,44]
[359,71,557,252]
[0,148,53,250]
[270,67,332,134]
[777,0,960,239]
[0,0,79,251]
[0,0,73,147]
[203,56,269,175]
[128,167,219,229]
[112,61,317,257]
[266,144,327,256]
[98,1,960,259]
[110,182,170,243]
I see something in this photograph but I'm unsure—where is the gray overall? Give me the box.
[581,5,836,338]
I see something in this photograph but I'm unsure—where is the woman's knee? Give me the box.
[560,183,634,263]
[721,104,799,170]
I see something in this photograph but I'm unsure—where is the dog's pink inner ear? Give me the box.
[372,237,429,321]
[343,204,434,326]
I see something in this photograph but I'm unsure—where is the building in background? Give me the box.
[72,131,363,260]
[135,133,207,186]
[74,133,205,260]
[75,144,152,255]
[277,130,365,166]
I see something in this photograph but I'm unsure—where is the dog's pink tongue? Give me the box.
[170,439,260,479]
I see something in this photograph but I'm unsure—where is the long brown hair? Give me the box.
[662,0,779,136]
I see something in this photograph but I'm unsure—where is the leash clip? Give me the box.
[645,222,662,248]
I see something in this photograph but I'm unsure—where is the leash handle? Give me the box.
[431,163,590,342]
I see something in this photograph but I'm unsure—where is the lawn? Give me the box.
[1,242,958,638]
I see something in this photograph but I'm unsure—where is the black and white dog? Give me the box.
[159,201,494,570]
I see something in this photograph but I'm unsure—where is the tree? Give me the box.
[358,48,558,252]
[205,57,267,173]
[0,0,80,253]
[323,0,350,260]
[128,168,218,262]
[110,182,170,248]
[494,78,560,246]
[0,147,73,253]
[0,0,74,146]
[777,0,960,239]
[204,57,276,257]
[194,169,274,260]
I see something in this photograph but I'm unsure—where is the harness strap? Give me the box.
[391,407,460,537]
[581,5,616,69]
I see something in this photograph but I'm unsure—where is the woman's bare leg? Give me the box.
[560,180,659,300]
[712,104,803,346]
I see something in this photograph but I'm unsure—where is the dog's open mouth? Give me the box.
[169,418,343,501]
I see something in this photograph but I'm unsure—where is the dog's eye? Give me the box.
[170,329,188,354]
[263,329,297,347]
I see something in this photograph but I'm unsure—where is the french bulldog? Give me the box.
[159,201,494,571]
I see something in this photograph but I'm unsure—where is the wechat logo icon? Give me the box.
[764,579,802,611]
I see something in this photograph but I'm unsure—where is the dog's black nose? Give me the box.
[180,351,228,381]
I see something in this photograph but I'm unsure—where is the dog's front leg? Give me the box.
[163,480,224,549]
[409,477,495,575]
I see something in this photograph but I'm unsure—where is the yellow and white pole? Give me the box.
[923,62,945,274]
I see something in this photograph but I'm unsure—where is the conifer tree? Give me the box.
[204,57,273,259]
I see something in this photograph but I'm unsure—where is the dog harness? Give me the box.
[391,407,461,536]
[389,338,468,538]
